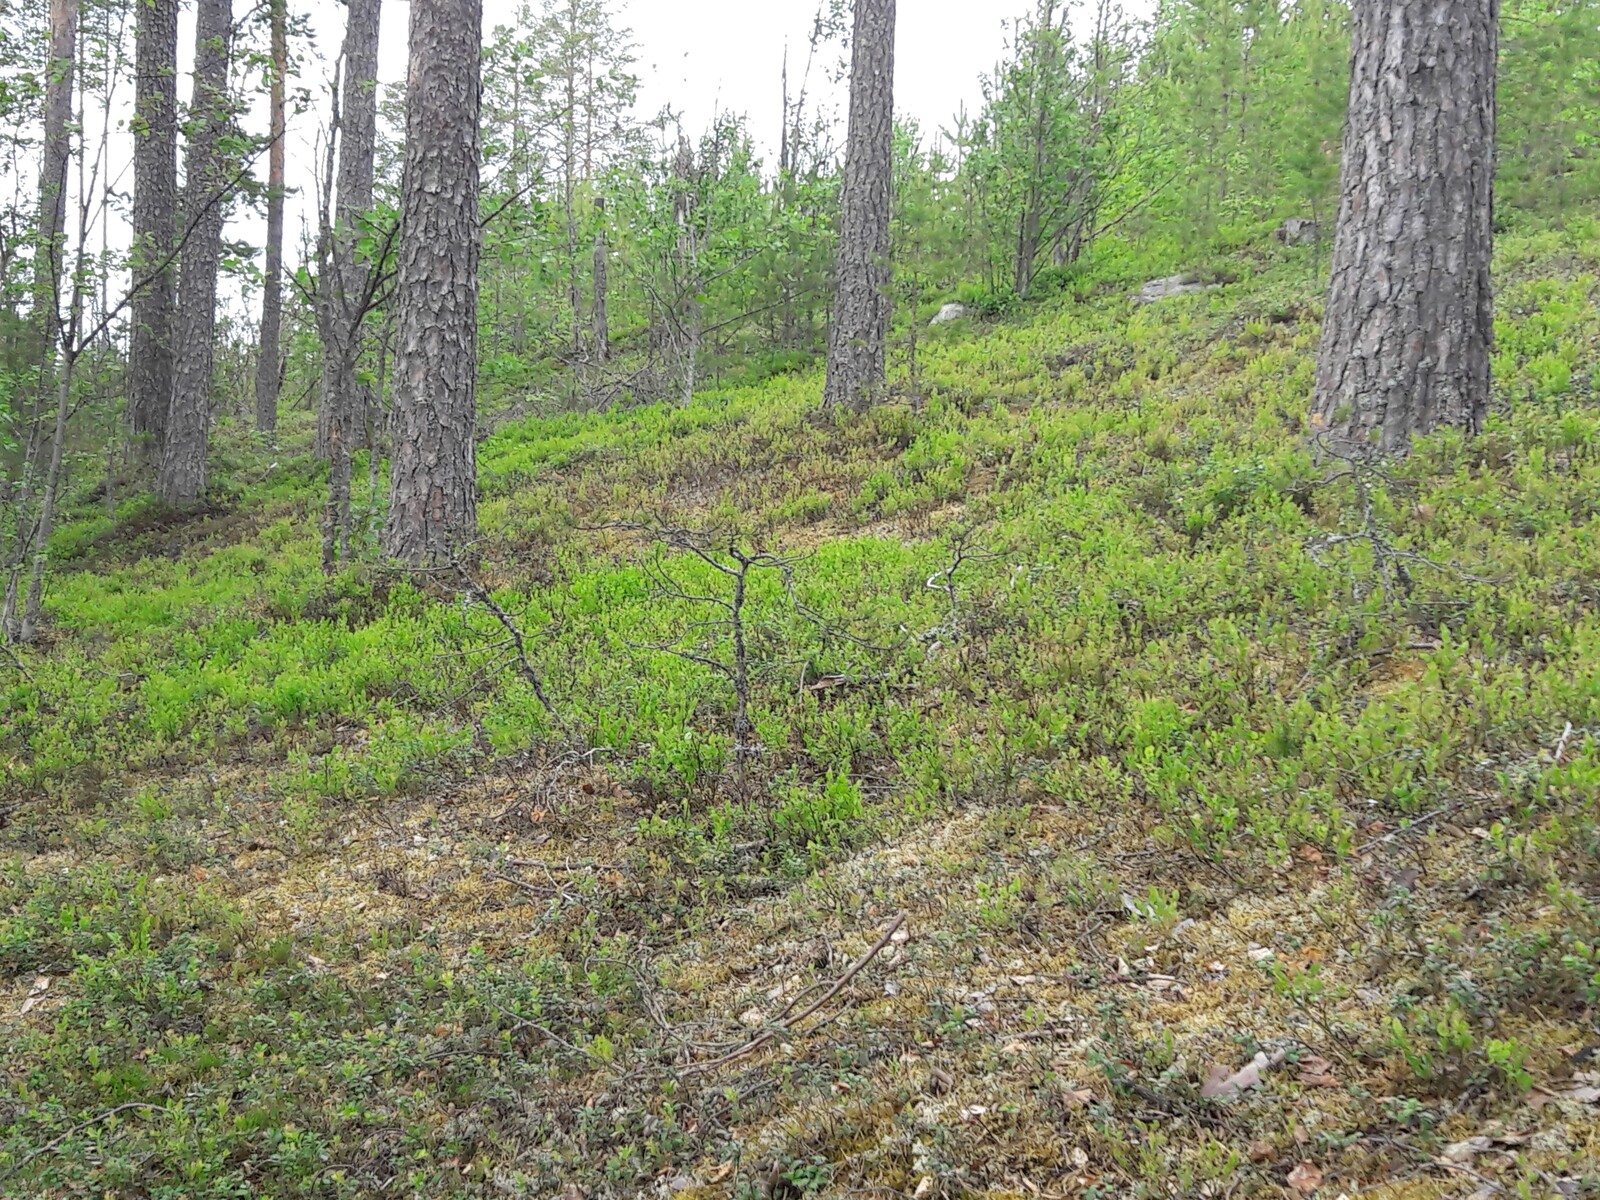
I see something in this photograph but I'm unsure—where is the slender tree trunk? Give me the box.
[592,195,609,362]
[321,0,383,572]
[1313,0,1498,455]
[129,0,178,454]
[1015,8,1054,299]
[566,192,582,358]
[365,306,392,524]
[562,0,582,357]
[159,0,234,504]
[32,0,78,357]
[20,136,95,645]
[5,0,77,636]
[822,0,896,414]
[20,353,74,644]
[671,136,700,405]
[510,68,528,355]
[384,0,482,567]
[255,0,288,436]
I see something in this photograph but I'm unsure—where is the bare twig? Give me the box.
[0,1103,171,1183]
[679,912,906,1076]
[451,558,559,719]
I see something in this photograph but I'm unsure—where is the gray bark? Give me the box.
[823,0,896,413]
[159,0,234,504]
[671,136,700,405]
[592,195,609,362]
[255,0,287,436]
[129,0,178,451]
[564,21,582,360]
[384,0,482,566]
[32,0,77,356]
[1312,0,1499,456]
[321,0,383,571]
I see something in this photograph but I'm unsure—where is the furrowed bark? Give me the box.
[1312,0,1499,455]
[159,0,234,504]
[129,0,177,452]
[384,0,482,566]
[823,0,896,414]
[255,0,288,436]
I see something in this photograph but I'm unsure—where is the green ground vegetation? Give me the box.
[3,215,1600,1197]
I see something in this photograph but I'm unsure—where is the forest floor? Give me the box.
[4,216,1600,1199]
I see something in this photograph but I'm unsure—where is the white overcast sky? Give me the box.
[288,0,1160,200]
[154,0,1153,310]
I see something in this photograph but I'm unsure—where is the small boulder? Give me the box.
[1275,217,1322,246]
[1133,275,1217,305]
[929,302,970,326]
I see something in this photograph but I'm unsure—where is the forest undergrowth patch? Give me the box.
[3,224,1600,1197]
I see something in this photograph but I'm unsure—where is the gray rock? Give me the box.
[1275,217,1322,246]
[929,302,970,326]
[1133,275,1217,305]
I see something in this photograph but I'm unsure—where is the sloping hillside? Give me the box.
[4,219,1600,1198]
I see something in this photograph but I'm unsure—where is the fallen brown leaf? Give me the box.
[1440,1137,1493,1164]
[1248,1140,1274,1163]
[1201,1050,1285,1099]
[1296,1055,1339,1088]
[1287,1161,1323,1194]
[18,975,50,1015]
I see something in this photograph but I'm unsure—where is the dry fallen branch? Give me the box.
[450,558,559,719]
[679,912,907,1077]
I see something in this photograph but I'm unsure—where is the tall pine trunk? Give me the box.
[822,0,896,414]
[5,0,77,640]
[159,0,233,504]
[321,0,383,572]
[1312,0,1498,455]
[129,0,177,453]
[384,0,482,566]
[255,0,287,437]
[32,0,77,358]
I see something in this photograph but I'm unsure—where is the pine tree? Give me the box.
[1313,0,1499,454]
[159,0,234,503]
[129,0,178,452]
[254,0,288,437]
[320,0,383,571]
[823,0,896,414]
[32,0,78,358]
[385,0,482,565]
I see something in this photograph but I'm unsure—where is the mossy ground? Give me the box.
[3,217,1600,1198]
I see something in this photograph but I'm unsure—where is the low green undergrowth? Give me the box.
[4,216,1600,1195]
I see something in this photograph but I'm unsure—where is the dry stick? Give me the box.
[1352,802,1463,857]
[0,1102,171,1183]
[506,858,619,873]
[451,560,559,719]
[680,912,906,1077]
[1554,721,1576,765]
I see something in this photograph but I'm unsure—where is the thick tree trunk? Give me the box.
[255,0,287,436]
[822,0,896,414]
[32,0,77,357]
[1312,0,1498,456]
[384,0,482,567]
[592,195,609,362]
[159,0,233,504]
[321,0,383,571]
[129,0,178,452]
